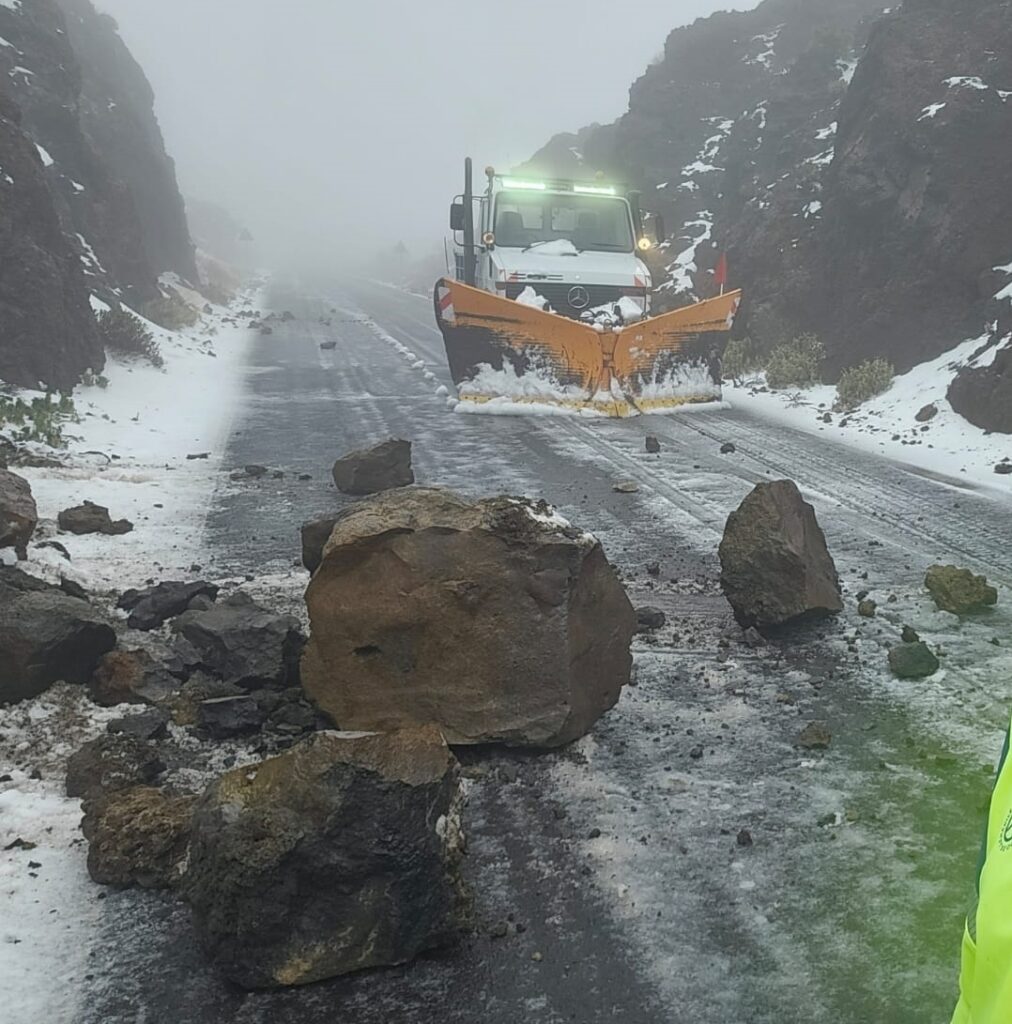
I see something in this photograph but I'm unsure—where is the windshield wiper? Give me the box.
[521,239,581,254]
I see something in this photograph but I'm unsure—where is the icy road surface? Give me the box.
[78,279,1012,1024]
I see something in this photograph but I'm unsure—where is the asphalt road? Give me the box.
[80,277,1012,1024]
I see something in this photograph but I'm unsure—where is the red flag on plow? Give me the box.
[714,252,729,292]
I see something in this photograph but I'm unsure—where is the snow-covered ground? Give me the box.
[4,288,263,591]
[727,332,1012,494]
[1,285,263,1024]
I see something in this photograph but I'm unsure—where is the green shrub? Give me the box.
[97,309,164,368]
[722,336,763,382]
[834,358,894,410]
[766,334,825,390]
[0,392,78,447]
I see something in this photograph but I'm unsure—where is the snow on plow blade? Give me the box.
[434,278,742,417]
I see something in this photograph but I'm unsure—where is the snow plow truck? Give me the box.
[434,158,741,416]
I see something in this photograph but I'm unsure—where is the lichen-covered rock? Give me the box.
[83,786,194,889]
[183,728,467,989]
[925,564,998,615]
[0,469,37,559]
[301,488,635,747]
[331,438,414,495]
[719,480,842,629]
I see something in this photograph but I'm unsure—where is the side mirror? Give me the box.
[450,203,465,232]
[654,214,667,245]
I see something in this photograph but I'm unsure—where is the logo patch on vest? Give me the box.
[999,808,1012,852]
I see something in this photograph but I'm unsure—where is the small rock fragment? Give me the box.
[797,722,832,750]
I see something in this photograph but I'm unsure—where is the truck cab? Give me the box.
[449,165,661,322]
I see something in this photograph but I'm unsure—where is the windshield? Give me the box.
[493,192,634,253]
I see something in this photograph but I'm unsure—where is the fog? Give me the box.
[98,0,750,269]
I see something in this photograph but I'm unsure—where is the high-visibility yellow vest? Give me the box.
[953,722,1012,1023]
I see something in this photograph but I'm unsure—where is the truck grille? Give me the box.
[506,282,626,318]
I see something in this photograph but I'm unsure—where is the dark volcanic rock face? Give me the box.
[0,0,195,388]
[526,0,1012,381]
[0,89,103,388]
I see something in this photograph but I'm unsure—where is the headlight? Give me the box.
[482,231,496,247]
[637,238,652,251]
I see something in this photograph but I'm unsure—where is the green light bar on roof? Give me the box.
[501,178,546,191]
[573,184,617,196]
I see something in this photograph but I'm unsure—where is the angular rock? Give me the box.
[301,516,339,574]
[90,649,180,707]
[184,728,466,989]
[66,734,165,800]
[635,606,666,631]
[720,442,736,455]
[173,592,305,690]
[0,586,116,703]
[924,564,998,615]
[645,436,661,454]
[301,489,635,747]
[118,580,220,631]
[797,722,832,750]
[107,709,171,741]
[58,501,133,536]
[197,695,264,738]
[0,469,37,559]
[83,786,195,889]
[997,462,1012,476]
[332,438,414,495]
[888,642,940,680]
[915,403,938,423]
[718,480,842,629]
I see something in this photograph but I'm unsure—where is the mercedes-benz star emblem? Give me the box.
[568,286,591,310]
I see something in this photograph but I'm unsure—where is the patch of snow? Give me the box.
[0,166,12,185]
[750,101,768,131]
[13,287,263,591]
[0,0,21,11]
[802,200,823,218]
[8,64,34,79]
[516,285,549,310]
[88,293,110,313]
[75,233,105,275]
[805,148,835,167]
[918,103,947,121]
[660,214,713,295]
[998,90,1012,102]
[568,146,584,164]
[522,238,580,257]
[0,33,17,48]
[35,143,54,167]
[945,76,987,91]
[676,180,699,193]
[815,122,837,141]
[70,180,85,193]
[681,161,721,176]
[744,25,782,69]
[729,331,1012,493]
[838,58,858,84]
[656,181,669,190]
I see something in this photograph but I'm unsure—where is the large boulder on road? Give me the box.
[332,438,414,495]
[172,592,305,690]
[0,469,37,559]
[301,488,635,747]
[924,564,998,615]
[719,480,842,629]
[0,575,117,703]
[184,727,466,989]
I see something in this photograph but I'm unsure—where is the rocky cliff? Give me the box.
[526,0,1012,410]
[0,0,195,388]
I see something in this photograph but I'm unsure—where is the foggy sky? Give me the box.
[97,1,751,267]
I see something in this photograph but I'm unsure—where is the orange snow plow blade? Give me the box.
[434,278,741,417]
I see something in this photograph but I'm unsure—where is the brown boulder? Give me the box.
[0,469,37,559]
[718,480,842,629]
[89,649,180,707]
[83,786,195,889]
[301,488,634,747]
[183,727,466,988]
[331,438,414,495]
